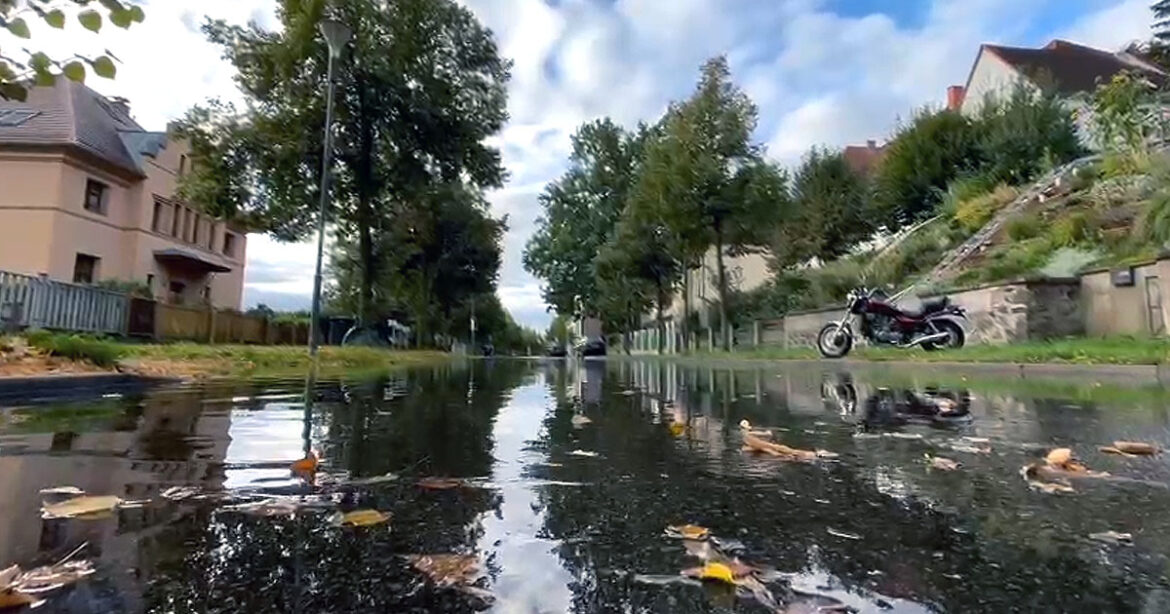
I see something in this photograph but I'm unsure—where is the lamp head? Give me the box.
[319,19,351,59]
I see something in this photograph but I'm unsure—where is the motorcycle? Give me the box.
[817,287,967,358]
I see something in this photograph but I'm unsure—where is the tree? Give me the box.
[1156,1,1170,41]
[0,0,143,101]
[328,184,505,346]
[773,147,868,268]
[974,85,1083,185]
[523,119,647,319]
[631,56,783,350]
[872,109,980,227]
[596,209,680,354]
[179,0,510,323]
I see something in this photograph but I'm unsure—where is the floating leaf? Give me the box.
[91,56,116,79]
[826,527,862,540]
[665,524,709,540]
[331,509,390,527]
[1089,530,1133,545]
[0,588,36,609]
[1099,446,1134,457]
[41,495,121,519]
[570,414,592,428]
[290,452,318,473]
[927,455,959,471]
[568,449,599,458]
[668,422,686,437]
[45,10,66,29]
[222,498,300,517]
[1045,448,1072,467]
[1112,441,1158,455]
[417,477,467,490]
[160,486,201,501]
[5,18,31,39]
[78,10,103,32]
[408,554,482,587]
[697,562,735,584]
[62,61,86,83]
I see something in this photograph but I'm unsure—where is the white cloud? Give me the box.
[1060,0,1152,50]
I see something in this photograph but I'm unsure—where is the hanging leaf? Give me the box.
[109,8,133,29]
[91,56,116,79]
[330,509,390,527]
[128,6,145,23]
[62,61,86,83]
[78,10,103,33]
[45,9,67,29]
[27,52,52,73]
[6,18,31,39]
[33,71,56,87]
[0,83,28,102]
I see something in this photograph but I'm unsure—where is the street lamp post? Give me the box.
[308,18,352,362]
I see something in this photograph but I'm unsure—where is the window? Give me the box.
[83,179,107,214]
[146,274,155,292]
[207,221,215,250]
[223,233,237,258]
[179,154,188,176]
[73,254,99,284]
[171,205,181,237]
[152,201,163,232]
[169,281,186,305]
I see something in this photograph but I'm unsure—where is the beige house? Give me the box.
[950,39,1165,144]
[0,80,246,309]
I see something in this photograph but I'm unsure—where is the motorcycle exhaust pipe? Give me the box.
[904,332,949,348]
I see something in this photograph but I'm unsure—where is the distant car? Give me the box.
[481,343,495,357]
[580,339,607,357]
[546,344,568,358]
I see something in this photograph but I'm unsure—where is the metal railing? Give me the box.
[0,270,128,335]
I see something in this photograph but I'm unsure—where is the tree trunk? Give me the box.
[714,224,730,351]
[355,87,376,326]
[357,211,374,325]
[655,282,666,355]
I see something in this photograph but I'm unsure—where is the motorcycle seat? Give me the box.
[905,297,950,318]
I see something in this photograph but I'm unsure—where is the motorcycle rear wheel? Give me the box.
[817,323,853,359]
[922,320,965,351]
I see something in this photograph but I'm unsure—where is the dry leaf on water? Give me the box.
[1089,530,1133,545]
[0,587,37,610]
[1112,441,1158,456]
[568,450,599,458]
[570,414,593,428]
[408,554,483,587]
[41,495,121,519]
[222,498,300,517]
[1045,448,1072,467]
[826,528,862,541]
[927,456,959,471]
[331,509,390,527]
[668,422,687,437]
[665,524,710,540]
[1099,446,1136,457]
[290,452,319,473]
[681,562,736,585]
[0,547,95,609]
[417,477,468,490]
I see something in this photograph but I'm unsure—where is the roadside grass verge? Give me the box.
[686,337,1170,365]
[24,330,125,368]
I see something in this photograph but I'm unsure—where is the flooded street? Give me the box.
[3,360,1170,612]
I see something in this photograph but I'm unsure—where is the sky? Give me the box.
[2,0,1155,329]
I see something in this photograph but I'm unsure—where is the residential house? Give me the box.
[0,80,246,309]
[842,139,887,177]
[948,39,1165,144]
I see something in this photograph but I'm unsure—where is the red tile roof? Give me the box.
[978,39,1164,96]
[842,142,885,177]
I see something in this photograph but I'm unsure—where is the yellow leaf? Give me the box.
[666,524,709,540]
[668,422,686,437]
[699,563,735,584]
[0,588,36,609]
[1045,448,1072,467]
[333,509,390,527]
[41,495,121,519]
[291,452,318,473]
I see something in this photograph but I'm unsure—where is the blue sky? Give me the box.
[7,0,1153,326]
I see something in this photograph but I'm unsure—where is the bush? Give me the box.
[1040,247,1100,277]
[1101,151,1152,179]
[1050,211,1095,247]
[873,109,981,226]
[952,184,1019,233]
[980,239,1054,282]
[24,331,124,368]
[1006,214,1043,241]
[973,86,1084,185]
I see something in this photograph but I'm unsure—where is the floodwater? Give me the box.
[3,360,1170,612]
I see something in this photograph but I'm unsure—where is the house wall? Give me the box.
[1080,261,1168,337]
[0,141,247,310]
[669,248,771,326]
[960,49,1030,115]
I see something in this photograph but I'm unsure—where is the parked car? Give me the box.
[546,344,568,358]
[579,339,607,357]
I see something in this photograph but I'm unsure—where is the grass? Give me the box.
[694,337,1170,365]
[7,332,449,378]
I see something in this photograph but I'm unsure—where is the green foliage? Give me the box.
[181,0,510,324]
[1049,211,1096,247]
[25,331,124,368]
[0,0,142,101]
[873,109,980,226]
[1100,151,1152,179]
[973,86,1084,186]
[1090,71,1163,154]
[94,279,152,298]
[951,184,1019,233]
[1006,214,1043,241]
[1040,247,1100,278]
[772,147,873,268]
[523,120,648,317]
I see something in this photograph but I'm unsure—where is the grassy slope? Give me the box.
[694,337,1170,365]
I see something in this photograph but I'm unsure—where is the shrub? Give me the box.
[1050,211,1095,247]
[980,239,1054,282]
[953,184,1019,233]
[974,85,1084,185]
[25,332,124,368]
[1006,214,1043,241]
[1040,247,1100,277]
[1101,151,1152,179]
[873,109,981,226]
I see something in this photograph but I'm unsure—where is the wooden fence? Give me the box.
[0,270,128,335]
[0,268,308,345]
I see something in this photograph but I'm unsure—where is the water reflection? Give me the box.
[1,360,1170,612]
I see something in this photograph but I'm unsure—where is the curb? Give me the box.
[0,373,180,405]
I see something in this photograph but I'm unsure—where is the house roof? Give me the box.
[975,39,1165,97]
[0,79,166,177]
[842,142,886,177]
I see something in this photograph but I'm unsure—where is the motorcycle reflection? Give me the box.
[821,375,972,430]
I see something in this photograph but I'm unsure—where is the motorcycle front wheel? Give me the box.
[817,323,853,359]
[922,320,965,351]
